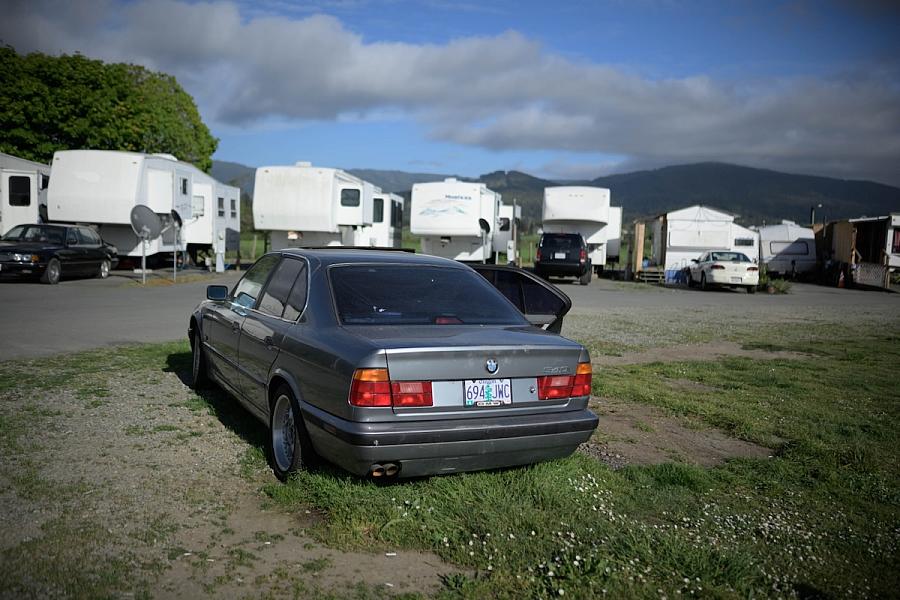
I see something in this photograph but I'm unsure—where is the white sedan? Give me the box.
[687,251,759,293]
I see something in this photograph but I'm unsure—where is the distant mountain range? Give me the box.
[212,160,900,228]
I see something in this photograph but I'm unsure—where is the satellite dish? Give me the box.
[170,209,183,229]
[130,205,162,240]
[478,218,491,234]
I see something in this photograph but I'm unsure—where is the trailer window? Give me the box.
[340,189,360,207]
[230,198,237,219]
[499,217,510,232]
[770,241,809,255]
[181,178,189,195]
[373,198,384,223]
[8,176,31,206]
[40,174,49,190]
[217,197,225,217]
[734,238,755,247]
[893,229,900,254]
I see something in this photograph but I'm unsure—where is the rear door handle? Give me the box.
[231,322,241,333]
[263,336,275,350]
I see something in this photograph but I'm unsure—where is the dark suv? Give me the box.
[534,233,591,285]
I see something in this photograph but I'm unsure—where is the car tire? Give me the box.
[700,272,708,291]
[747,285,757,294]
[97,259,111,279]
[579,268,592,286]
[687,272,695,288]
[268,385,316,481]
[191,330,210,389]
[41,258,61,285]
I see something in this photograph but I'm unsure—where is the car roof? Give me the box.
[276,248,467,269]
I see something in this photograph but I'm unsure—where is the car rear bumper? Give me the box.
[706,271,759,286]
[535,262,586,277]
[301,401,599,478]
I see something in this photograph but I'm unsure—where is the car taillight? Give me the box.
[535,248,542,261]
[391,381,433,407]
[710,265,726,270]
[538,362,592,400]
[571,362,592,397]
[747,266,758,271]
[349,369,433,407]
[349,369,391,407]
[579,248,587,263]
[538,375,574,400]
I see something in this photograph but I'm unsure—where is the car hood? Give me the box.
[0,241,59,252]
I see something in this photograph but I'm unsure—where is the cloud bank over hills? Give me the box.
[3,0,899,185]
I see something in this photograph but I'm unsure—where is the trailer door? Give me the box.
[1,171,39,236]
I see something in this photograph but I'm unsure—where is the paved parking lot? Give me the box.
[1,269,896,361]
[0,270,240,360]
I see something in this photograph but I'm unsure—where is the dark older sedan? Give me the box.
[0,223,118,284]
[189,249,598,480]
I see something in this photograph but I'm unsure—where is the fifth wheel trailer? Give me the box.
[47,150,239,262]
[542,186,613,273]
[0,151,51,236]
[253,163,375,250]
[757,220,816,276]
[410,178,501,262]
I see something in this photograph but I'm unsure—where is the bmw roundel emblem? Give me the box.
[485,359,499,374]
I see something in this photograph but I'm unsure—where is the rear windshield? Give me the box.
[330,265,528,326]
[710,252,752,262]
[540,234,582,250]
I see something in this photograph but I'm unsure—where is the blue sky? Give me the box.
[3,0,900,184]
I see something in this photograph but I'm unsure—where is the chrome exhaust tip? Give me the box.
[370,464,385,477]
[384,462,400,477]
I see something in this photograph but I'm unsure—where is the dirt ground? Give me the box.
[581,341,790,469]
[0,362,457,599]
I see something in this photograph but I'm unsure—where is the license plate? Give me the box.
[464,379,512,407]
[730,277,741,283]
[554,252,566,259]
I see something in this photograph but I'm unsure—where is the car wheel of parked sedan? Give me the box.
[687,272,695,288]
[41,258,61,285]
[268,385,315,481]
[190,331,210,389]
[700,272,708,291]
[97,259,111,279]
[747,285,757,294]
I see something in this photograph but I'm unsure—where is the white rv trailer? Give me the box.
[492,203,522,260]
[647,205,759,282]
[606,206,623,263]
[253,162,374,250]
[47,150,239,261]
[542,186,611,272]
[0,151,52,236]
[360,191,404,248]
[410,178,501,262]
[758,220,816,276]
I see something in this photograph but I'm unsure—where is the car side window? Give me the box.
[66,229,78,245]
[77,228,100,246]
[282,262,309,321]
[258,257,305,318]
[231,254,280,310]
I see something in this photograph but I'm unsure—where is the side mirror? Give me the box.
[691,259,698,263]
[207,285,228,301]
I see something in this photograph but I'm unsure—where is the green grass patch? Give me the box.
[257,326,899,598]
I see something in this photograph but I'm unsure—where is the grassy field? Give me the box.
[256,323,899,598]
[1,319,897,598]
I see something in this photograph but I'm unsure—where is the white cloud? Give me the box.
[3,0,900,185]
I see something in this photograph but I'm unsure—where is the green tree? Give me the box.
[0,47,218,171]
